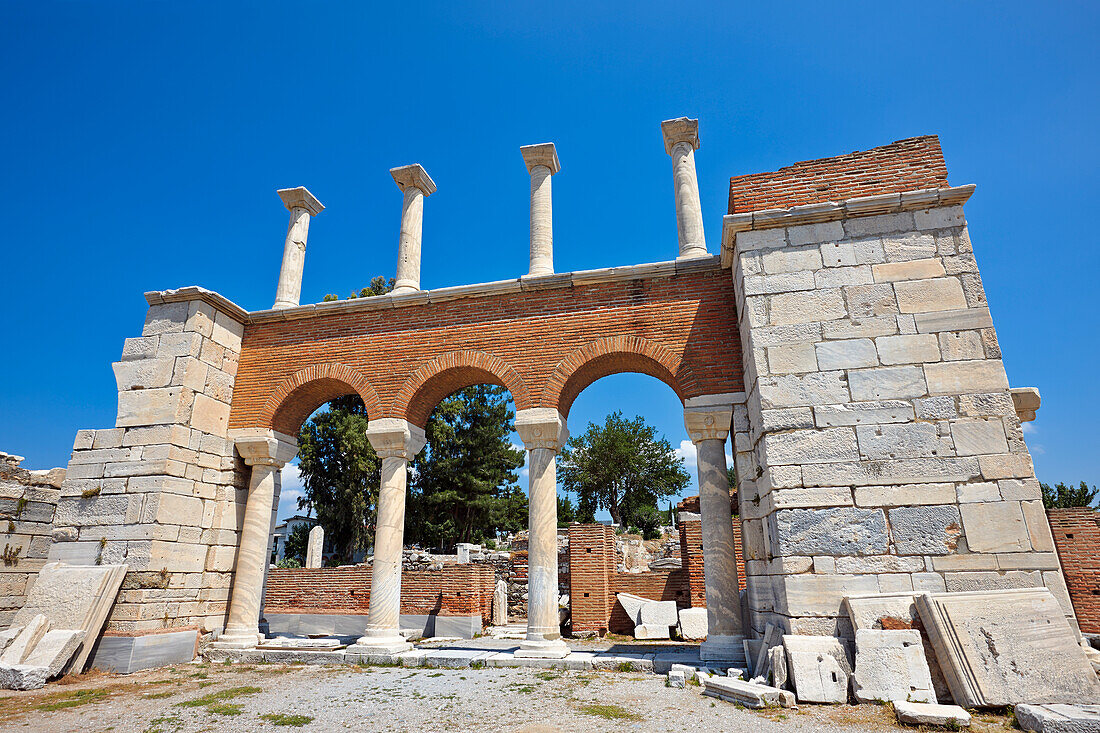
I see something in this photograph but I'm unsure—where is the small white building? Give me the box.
[271,514,318,563]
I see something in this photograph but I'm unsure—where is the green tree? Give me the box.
[557,494,577,527]
[1041,481,1099,509]
[406,385,526,550]
[322,275,395,302]
[295,395,379,563]
[558,412,690,527]
[283,523,311,564]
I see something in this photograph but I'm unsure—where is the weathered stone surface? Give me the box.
[767,343,817,374]
[888,505,962,555]
[0,664,48,690]
[0,615,49,664]
[702,676,794,708]
[815,339,877,370]
[894,701,972,728]
[959,501,1029,553]
[759,372,850,408]
[635,623,671,640]
[951,420,1009,457]
[894,277,967,314]
[875,334,941,365]
[768,645,788,689]
[804,457,979,487]
[677,608,707,640]
[774,507,887,556]
[916,588,1100,707]
[667,669,686,688]
[856,423,940,460]
[305,525,324,569]
[1015,703,1100,733]
[24,629,85,677]
[639,601,678,627]
[615,593,649,625]
[813,400,913,427]
[914,307,993,334]
[851,628,935,703]
[843,593,917,630]
[770,290,846,326]
[854,482,956,507]
[924,360,1008,396]
[872,258,946,283]
[783,635,851,703]
[764,428,858,466]
[848,366,926,401]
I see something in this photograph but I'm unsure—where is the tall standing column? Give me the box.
[661,117,709,260]
[349,419,426,654]
[273,187,324,309]
[519,143,560,277]
[217,429,298,648]
[390,164,436,295]
[684,396,745,664]
[514,408,570,658]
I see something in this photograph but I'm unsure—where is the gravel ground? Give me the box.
[0,661,1016,732]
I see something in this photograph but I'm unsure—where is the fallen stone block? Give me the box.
[1015,703,1100,732]
[634,623,670,640]
[769,645,788,689]
[852,628,936,704]
[0,627,22,655]
[616,593,651,625]
[669,663,699,682]
[24,630,85,678]
[0,615,50,665]
[677,607,707,640]
[894,701,972,728]
[783,635,851,704]
[639,600,678,627]
[667,670,686,688]
[0,664,49,690]
[702,676,794,708]
[751,623,783,680]
[916,588,1100,707]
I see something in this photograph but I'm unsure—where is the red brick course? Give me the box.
[229,265,743,433]
[727,136,950,214]
[568,524,617,636]
[1047,508,1100,634]
[264,564,496,623]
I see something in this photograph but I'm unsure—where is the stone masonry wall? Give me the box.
[0,457,63,626]
[1047,508,1100,634]
[728,190,1067,637]
[50,293,250,633]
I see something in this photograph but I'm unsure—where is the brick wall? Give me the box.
[727,136,949,214]
[608,571,690,634]
[230,263,743,433]
[568,524,616,635]
[1047,508,1100,634]
[264,564,496,623]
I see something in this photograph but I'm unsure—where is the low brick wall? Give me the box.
[264,564,496,624]
[1047,507,1100,634]
[0,459,63,626]
[608,570,690,635]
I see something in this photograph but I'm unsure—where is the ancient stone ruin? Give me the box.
[2,119,1098,724]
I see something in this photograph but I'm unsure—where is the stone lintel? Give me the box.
[661,117,700,155]
[229,428,298,467]
[520,143,561,175]
[276,187,324,216]
[144,286,250,324]
[390,164,437,196]
[514,409,568,451]
[1011,387,1041,423]
[365,418,427,460]
[719,184,977,267]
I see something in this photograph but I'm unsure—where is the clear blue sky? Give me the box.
[2,3,1097,519]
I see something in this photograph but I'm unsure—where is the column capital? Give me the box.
[365,418,427,459]
[390,164,437,196]
[515,408,568,451]
[683,397,733,444]
[661,117,700,155]
[277,187,324,216]
[229,428,298,468]
[520,143,560,175]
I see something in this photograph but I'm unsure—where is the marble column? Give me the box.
[273,187,324,310]
[218,429,298,648]
[661,117,709,260]
[390,164,436,295]
[349,418,426,654]
[514,408,570,658]
[519,143,560,277]
[683,396,745,663]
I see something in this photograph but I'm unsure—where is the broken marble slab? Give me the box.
[916,588,1100,707]
[0,627,22,655]
[750,624,783,680]
[639,600,678,627]
[702,676,795,708]
[769,645,788,689]
[14,563,127,673]
[23,630,85,678]
[0,664,48,691]
[852,628,936,704]
[1015,703,1100,732]
[783,635,852,704]
[893,701,972,728]
[616,593,652,625]
[1,615,49,664]
[842,592,919,630]
[667,670,686,688]
[634,623,670,640]
[677,607,707,640]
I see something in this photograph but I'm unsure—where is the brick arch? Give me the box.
[546,336,697,418]
[397,350,533,428]
[262,363,383,435]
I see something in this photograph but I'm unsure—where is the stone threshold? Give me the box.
[203,644,710,675]
[144,255,723,325]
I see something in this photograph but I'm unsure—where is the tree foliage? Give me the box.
[322,275,395,302]
[406,385,527,550]
[1041,481,1099,509]
[283,523,311,564]
[295,395,379,563]
[558,412,689,528]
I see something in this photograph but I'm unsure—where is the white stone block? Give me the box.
[635,623,670,640]
[702,676,794,708]
[639,600,678,627]
[813,400,913,427]
[875,334,940,365]
[764,428,858,465]
[0,664,48,690]
[116,387,186,427]
[853,483,956,507]
[856,423,940,460]
[894,277,967,314]
[616,593,650,625]
[848,366,926,401]
[667,670,686,688]
[950,419,1008,456]
[894,701,971,728]
[678,607,707,640]
[815,339,878,370]
[783,635,851,703]
[959,501,1030,553]
[924,360,1008,396]
[770,289,847,326]
[851,628,936,704]
[766,343,818,374]
[872,258,946,283]
[0,615,49,664]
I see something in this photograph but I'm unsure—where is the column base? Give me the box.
[676,247,710,261]
[212,630,263,650]
[348,634,413,654]
[700,634,747,665]
[515,638,570,659]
